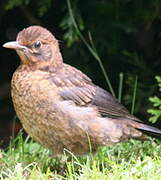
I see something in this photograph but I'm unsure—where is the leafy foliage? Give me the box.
[5,0,30,10]
[5,0,53,16]
[60,0,84,47]
[37,0,53,17]
[148,76,161,123]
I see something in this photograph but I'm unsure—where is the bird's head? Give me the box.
[3,26,63,70]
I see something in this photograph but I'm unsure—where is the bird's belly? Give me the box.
[11,88,98,155]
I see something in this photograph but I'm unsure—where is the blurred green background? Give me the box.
[0,0,161,148]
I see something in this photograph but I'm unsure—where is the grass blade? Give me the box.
[118,72,124,102]
[67,0,115,97]
[131,76,138,114]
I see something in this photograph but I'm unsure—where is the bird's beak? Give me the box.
[3,41,30,64]
[3,41,26,51]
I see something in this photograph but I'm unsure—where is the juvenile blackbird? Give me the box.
[3,26,161,155]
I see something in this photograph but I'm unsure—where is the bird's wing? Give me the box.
[60,85,140,121]
[50,64,140,122]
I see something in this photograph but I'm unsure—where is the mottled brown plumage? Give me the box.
[3,26,161,155]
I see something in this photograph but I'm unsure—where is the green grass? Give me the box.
[1,132,161,179]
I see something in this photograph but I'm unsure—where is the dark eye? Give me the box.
[34,41,42,49]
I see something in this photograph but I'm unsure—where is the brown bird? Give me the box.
[3,26,161,155]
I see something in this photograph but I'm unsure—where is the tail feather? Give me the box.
[137,123,161,135]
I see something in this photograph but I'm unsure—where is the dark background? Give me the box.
[0,0,161,148]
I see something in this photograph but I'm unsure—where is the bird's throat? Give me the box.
[16,50,30,65]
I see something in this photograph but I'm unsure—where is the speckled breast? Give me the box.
[11,66,62,151]
[11,65,93,154]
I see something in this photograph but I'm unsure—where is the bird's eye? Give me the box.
[33,41,42,49]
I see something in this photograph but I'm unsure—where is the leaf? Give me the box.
[149,96,161,107]
[148,109,161,123]
[148,76,161,123]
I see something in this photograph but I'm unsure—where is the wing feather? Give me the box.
[49,64,140,122]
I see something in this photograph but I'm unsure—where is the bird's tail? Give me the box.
[130,121,161,135]
[138,123,161,135]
